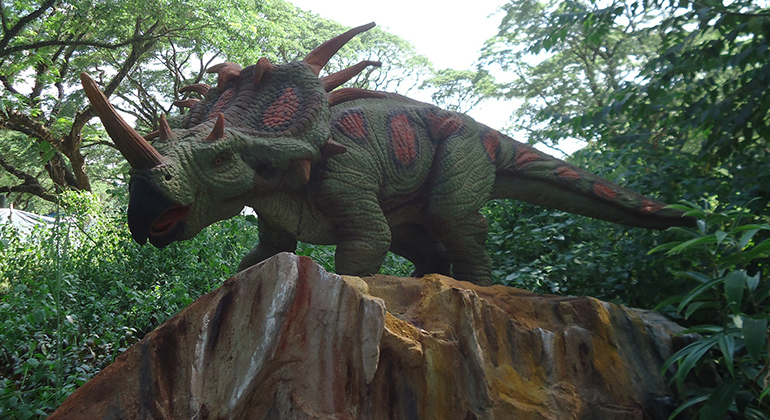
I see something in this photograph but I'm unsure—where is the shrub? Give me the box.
[653,202,770,419]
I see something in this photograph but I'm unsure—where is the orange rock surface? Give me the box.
[49,253,682,419]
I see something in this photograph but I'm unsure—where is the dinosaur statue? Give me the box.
[80,23,693,286]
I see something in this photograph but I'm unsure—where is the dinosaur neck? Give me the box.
[247,191,336,244]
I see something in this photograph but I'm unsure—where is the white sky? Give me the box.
[289,1,515,132]
[288,0,506,70]
[288,0,583,156]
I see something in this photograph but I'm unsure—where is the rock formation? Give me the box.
[49,253,684,419]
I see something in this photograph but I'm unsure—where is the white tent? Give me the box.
[0,207,55,237]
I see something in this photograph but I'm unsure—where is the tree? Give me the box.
[479,0,667,149]
[419,68,499,113]
[0,0,432,211]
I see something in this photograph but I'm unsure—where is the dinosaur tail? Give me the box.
[486,130,694,230]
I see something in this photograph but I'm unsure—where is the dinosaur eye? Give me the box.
[213,152,231,169]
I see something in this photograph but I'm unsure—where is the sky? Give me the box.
[287,0,506,70]
[287,0,583,156]
[288,0,517,135]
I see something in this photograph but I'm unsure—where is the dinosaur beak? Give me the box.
[128,177,190,247]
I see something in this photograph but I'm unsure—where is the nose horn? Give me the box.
[80,73,165,169]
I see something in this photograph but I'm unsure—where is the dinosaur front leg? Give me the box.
[390,223,451,277]
[237,218,297,272]
[317,180,391,277]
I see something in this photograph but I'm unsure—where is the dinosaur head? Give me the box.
[81,23,378,247]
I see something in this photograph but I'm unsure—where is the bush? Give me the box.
[0,191,413,418]
[0,192,259,418]
[653,201,770,419]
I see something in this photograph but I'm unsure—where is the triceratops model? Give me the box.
[81,23,692,285]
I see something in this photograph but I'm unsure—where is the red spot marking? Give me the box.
[337,111,367,140]
[389,114,418,165]
[555,166,581,180]
[426,111,463,140]
[592,183,618,200]
[639,199,663,214]
[482,130,500,162]
[209,88,236,117]
[263,87,300,128]
[514,148,541,167]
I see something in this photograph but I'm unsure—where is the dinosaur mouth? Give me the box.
[128,177,190,248]
[148,205,191,247]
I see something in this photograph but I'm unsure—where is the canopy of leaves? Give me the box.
[0,0,431,212]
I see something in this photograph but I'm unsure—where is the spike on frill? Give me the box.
[179,83,211,96]
[158,114,173,142]
[328,88,387,107]
[207,62,242,90]
[252,57,273,86]
[205,113,226,142]
[304,23,376,75]
[173,99,200,109]
[321,60,381,92]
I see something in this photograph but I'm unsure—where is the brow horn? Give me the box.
[80,73,164,169]
[304,22,376,76]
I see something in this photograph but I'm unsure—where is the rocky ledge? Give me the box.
[49,252,684,419]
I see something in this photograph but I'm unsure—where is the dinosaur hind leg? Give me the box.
[389,223,451,277]
[427,212,492,286]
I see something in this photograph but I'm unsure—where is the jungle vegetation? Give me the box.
[0,0,768,417]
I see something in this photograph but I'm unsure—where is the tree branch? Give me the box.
[0,0,56,53]
[0,152,56,202]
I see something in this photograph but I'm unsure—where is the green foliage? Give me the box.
[652,202,770,419]
[483,198,690,307]
[1,0,432,209]
[0,192,259,418]
[419,68,500,113]
[0,190,413,418]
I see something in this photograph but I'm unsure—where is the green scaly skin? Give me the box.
[92,30,692,286]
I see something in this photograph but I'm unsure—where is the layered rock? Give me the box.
[49,253,683,419]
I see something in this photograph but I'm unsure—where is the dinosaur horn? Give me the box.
[207,62,242,90]
[320,60,382,92]
[158,114,173,142]
[80,72,164,169]
[252,57,274,86]
[205,113,226,142]
[179,83,211,95]
[304,22,376,75]
[173,99,200,108]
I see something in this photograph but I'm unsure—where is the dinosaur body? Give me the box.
[81,23,692,285]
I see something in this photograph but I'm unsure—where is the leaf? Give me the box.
[738,228,759,249]
[742,317,768,363]
[747,272,760,292]
[745,238,770,261]
[668,393,709,419]
[662,336,719,389]
[724,270,746,312]
[681,270,712,284]
[666,235,718,255]
[715,230,728,246]
[684,301,718,319]
[716,331,735,376]
[680,325,723,335]
[677,277,724,315]
[700,378,742,420]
